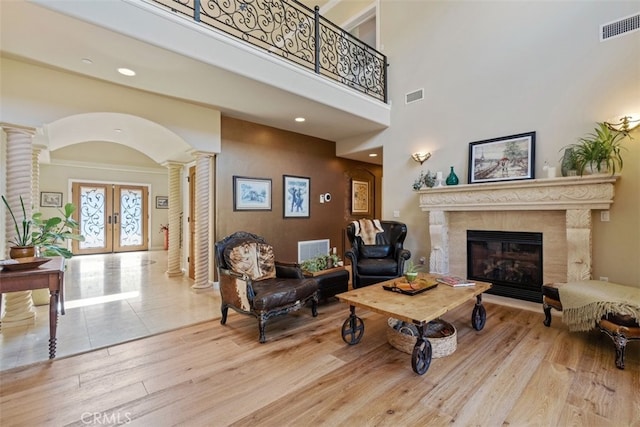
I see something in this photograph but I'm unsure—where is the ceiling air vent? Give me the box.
[600,13,640,41]
[405,88,424,104]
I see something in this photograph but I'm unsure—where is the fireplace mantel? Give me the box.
[418,175,618,287]
[418,175,617,211]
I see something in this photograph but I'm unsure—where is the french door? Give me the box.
[72,182,149,255]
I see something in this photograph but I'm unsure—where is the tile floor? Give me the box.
[0,251,220,371]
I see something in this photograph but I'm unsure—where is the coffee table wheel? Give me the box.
[472,304,487,331]
[341,315,364,345]
[411,337,432,375]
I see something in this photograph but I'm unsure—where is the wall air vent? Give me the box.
[405,88,424,104]
[600,13,640,41]
[298,239,330,263]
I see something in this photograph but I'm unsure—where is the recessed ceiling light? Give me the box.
[369,153,378,157]
[117,67,136,77]
[295,117,305,122]
[81,58,93,64]
[114,128,123,133]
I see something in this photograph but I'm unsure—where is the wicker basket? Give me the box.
[387,318,457,358]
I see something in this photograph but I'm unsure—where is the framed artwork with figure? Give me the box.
[351,179,370,214]
[283,175,310,218]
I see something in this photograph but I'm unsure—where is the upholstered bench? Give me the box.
[542,281,640,369]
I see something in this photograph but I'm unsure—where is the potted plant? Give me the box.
[563,123,626,176]
[2,195,83,259]
[2,195,36,258]
[300,253,341,273]
[404,260,422,283]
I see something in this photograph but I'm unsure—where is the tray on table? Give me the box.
[383,278,438,295]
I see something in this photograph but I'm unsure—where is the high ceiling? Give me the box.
[0,0,385,165]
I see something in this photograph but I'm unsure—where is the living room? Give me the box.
[1,0,639,424]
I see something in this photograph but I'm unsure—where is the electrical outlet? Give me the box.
[419,257,426,265]
[393,210,400,218]
[599,276,608,282]
[600,211,610,222]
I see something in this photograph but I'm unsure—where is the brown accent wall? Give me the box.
[217,117,382,262]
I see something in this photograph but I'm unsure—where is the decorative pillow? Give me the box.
[224,241,276,281]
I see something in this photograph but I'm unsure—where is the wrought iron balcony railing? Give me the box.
[149,0,388,102]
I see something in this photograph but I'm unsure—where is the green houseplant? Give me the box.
[300,253,341,273]
[404,260,422,283]
[564,123,626,176]
[2,195,84,259]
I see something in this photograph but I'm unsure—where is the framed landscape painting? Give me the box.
[233,176,272,211]
[468,131,536,184]
[283,175,310,218]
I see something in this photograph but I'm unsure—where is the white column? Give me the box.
[164,162,183,277]
[31,144,51,306]
[191,152,214,289]
[1,124,37,327]
[428,210,449,274]
[566,209,592,282]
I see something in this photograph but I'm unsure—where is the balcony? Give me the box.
[150,0,387,102]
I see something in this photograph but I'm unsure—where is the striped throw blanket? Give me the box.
[558,280,640,332]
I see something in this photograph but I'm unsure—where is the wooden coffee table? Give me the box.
[336,274,491,375]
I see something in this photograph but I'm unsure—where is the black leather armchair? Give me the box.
[214,231,319,343]
[345,220,411,288]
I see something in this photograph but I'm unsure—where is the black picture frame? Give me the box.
[40,191,63,208]
[283,175,310,218]
[233,176,272,211]
[156,196,168,209]
[468,131,536,184]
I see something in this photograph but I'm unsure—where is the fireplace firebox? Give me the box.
[467,230,543,302]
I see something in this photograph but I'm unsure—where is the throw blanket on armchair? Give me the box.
[352,219,384,245]
[558,280,640,332]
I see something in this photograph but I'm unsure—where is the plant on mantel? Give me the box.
[2,195,84,258]
[562,122,627,176]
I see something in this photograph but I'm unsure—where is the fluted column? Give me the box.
[1,124,37,327]
[192,152,214,289]
[164,162,183,277]
[31,144,51,306]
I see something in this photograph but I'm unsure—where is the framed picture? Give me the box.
[351,179,370,214]
[468,131,536,184]
[40,191,63,208]
[156,196,169,209]
[233,176,272,211]
[283,175,310,218]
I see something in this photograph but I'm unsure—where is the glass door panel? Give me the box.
[72,182,149,255]
[114,185,148,252]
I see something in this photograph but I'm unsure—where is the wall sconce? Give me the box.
[411,152,431,165]
[604,115,640,135]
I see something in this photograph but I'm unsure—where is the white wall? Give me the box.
[379,0,640,285]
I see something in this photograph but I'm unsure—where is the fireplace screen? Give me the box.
[467,230,543,302]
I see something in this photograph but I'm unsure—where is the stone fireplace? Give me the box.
[418,175,617,301]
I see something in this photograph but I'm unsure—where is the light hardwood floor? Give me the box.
[1,293,638,426]
[1,251,220,370]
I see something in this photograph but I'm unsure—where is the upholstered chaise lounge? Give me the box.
[214,231,319,343]
[542,280,640,369]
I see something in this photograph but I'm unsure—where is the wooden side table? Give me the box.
[0,257,65,358]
